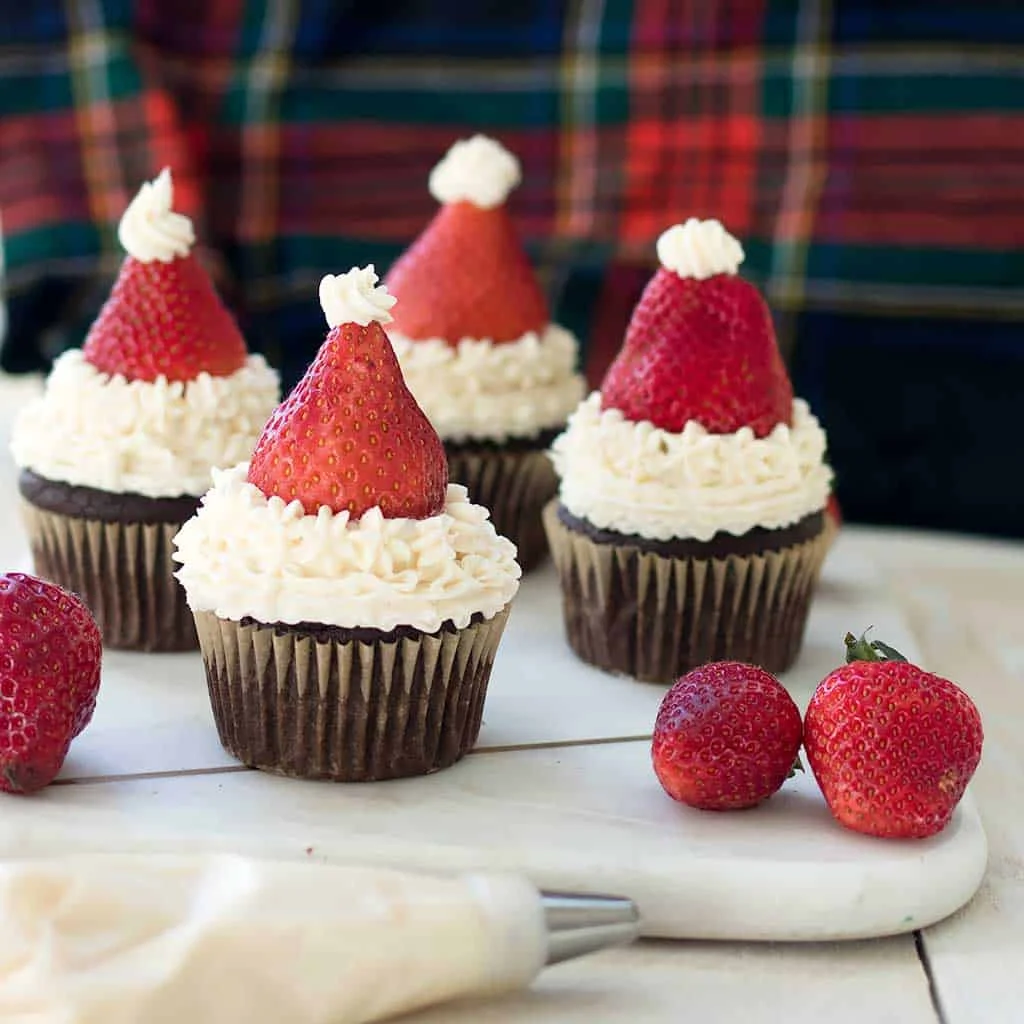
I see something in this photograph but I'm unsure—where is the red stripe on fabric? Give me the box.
[829,114,1024,154]
[584,264,651,387]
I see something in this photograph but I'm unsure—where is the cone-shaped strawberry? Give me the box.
[600,219,793,437]
[81,168,248,383]
[246,266,448,519]
[384,135,549,344]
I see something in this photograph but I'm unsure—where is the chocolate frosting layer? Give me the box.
[556,504,825,559]
[19,469,201,525]
[444,427,561,457]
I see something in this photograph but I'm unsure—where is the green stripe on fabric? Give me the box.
[805,243,1024,289]
[828,72,1024,113]
[3,222,103,271]
[275,87,562,128]
[0,69,75,116]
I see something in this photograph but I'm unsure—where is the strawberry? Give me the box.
[804,632,983,840]
[600,269,793,437]
[826,493,843,529]
[385,201,549,344]
[0,573,102,794]
[81,253,248,383]
[652,661,803,811]
[247,319,448,519]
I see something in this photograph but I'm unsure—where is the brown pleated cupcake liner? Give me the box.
[19,502,197,652]
[193,606,511,782]
[446,446,557,572]
[543,501,830,683]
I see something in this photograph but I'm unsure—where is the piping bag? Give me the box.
[0,853,639,1023]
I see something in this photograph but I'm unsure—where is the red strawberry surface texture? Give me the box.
[652,661,803,811]
[0,573,102,795]
[385,201,549,344]
[804,633,984,840]
[82,254,248,383]
[601,269,793,437]
[247,320,448,519]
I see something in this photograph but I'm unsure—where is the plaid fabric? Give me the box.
[2,0,1023,534]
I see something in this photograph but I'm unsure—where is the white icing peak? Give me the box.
[428,135,522,209]
[117,167,196,263]
[656,219,745,280]
[319,265,396,328]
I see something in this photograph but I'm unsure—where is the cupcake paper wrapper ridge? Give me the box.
[193,606,511,782]
[446,445,557,572]
[19,501,197,652]
[542,501,829,683]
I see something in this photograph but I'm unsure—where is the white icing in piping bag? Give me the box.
[0,854,639,1023]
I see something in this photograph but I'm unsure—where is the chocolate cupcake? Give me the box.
[545,220,833,683]
[9,170,279,652]
[383,136,585,570]
[173,267,521,781]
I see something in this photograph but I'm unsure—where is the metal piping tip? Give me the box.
[540,891,641,965]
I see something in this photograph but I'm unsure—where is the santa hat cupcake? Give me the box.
[545,218,833,682]
[11,168,279,651]
[384,135,585,570]
[174,266,520,781]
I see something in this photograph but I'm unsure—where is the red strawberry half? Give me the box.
[247,318,448,519]
[0,573,103,794]
[601,268,793,437]
[652,661,803,811]
[82,253,248,383]
[385,201,549,344]
[804,632,983,840]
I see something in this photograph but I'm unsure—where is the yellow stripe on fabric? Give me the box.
[63,2,126,251]
[239,0,298,260]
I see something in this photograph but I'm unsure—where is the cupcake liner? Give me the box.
[193,606,512,782]
[446,446,557,572]
[543,501,830,683]
[19,501,197,652]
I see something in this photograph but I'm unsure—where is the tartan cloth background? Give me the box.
[1,0,1022,535]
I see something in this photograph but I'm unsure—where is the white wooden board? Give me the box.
[0,378,988,943]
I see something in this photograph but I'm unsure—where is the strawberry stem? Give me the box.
[843,629,909,665]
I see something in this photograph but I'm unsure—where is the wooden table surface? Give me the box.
[1,372,1021,1023]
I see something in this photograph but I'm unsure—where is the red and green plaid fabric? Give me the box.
[2,1,1023,535]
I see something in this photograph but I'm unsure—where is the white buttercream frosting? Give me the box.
[551,393,832,541]
[117,168,196,263]
[319,265,396,328]
[428,135,522,209]
[172,467,521,632]
[656,219,744,280]
[10,350,279,498]
[389,324,586,443]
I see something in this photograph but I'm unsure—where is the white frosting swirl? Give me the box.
[551,393,832,542]
[319,265,396,328]
[117,168,196,263]
[10,350,280,498]
[656,219,744,280]
[428,135,522,209]
[172,467,521,633]
[389,325,586,443]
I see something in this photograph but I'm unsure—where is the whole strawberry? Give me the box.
[652,661,803,811]
[0,573,103,794]
[385,135,549,345]
[81,167,248,383]
[247,266,448,519]
[804,632,983,840]
[600,220,793,438]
